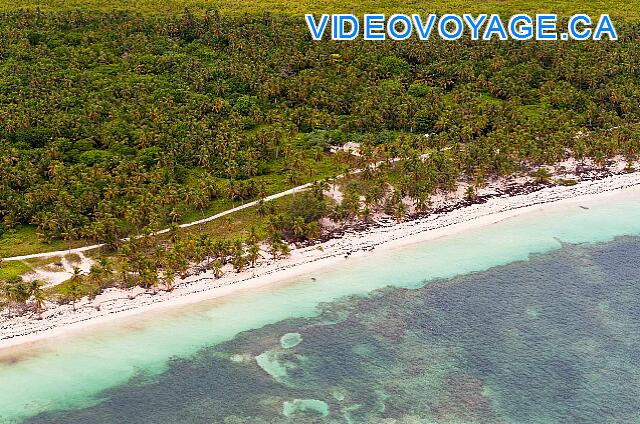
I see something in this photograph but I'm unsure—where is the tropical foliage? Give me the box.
[1,0,637,20]
[1,11,639,247]
[2,10,640,316]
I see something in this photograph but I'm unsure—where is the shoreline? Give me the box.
[2,171,640,350]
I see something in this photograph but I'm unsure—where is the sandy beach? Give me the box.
[2,168,640,350]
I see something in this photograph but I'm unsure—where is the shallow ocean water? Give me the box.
[22,236,640,424]
[1,191,640,423]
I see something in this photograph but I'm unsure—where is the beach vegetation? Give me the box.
[531,168,553,184]
[2,7,640,317]
[0,261,32,281]
[0,276,46,318]
[58,268,86,311]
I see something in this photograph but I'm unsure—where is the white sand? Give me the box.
[1,170,640,350]
[22,252,94,288]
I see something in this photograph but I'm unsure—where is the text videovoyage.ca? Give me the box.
[306,14,618,41]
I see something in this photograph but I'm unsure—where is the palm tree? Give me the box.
[140,263,159,294]
[211,259,223,279]
[247,242,260,267]
[163,269,176,292]
[1,281,16,318]
[278,242,291,258]
[247,226,259,244]
[305,221,321,239]
[119,257,132,288]
[88,264,103,289]
[292,216,306,239]
[29,280,47,319]
[269,240,281,259]
[187,187,209,221]
[360,207,372,223]
[61,280,84,312]
[200,235,214,268]
[63,268,85,311]
[231,246,246,273]
[169,208,182,223]
[532,168,552,184]
[414,192,430,213]
[1,277,30,318]
[97,258,114,285]
[465,186,477,202]
[256,199,267,218]
[395,201,407,222]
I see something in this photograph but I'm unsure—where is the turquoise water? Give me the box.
[26,234,640,424]
[1,191,640,423]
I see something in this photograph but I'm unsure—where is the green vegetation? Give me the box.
[0,11,355,251]
[2,11,639,254]
[1,7,640,318]
[0,276,44,317]
[0,225,85,258]
[0,260,32,280]
[0,0,637,20]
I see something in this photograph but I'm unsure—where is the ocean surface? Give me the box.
[2,191,640,423]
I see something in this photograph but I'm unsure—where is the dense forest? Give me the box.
[2,0,637,19]
[1,9,640,312]
[2,10,639,245]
